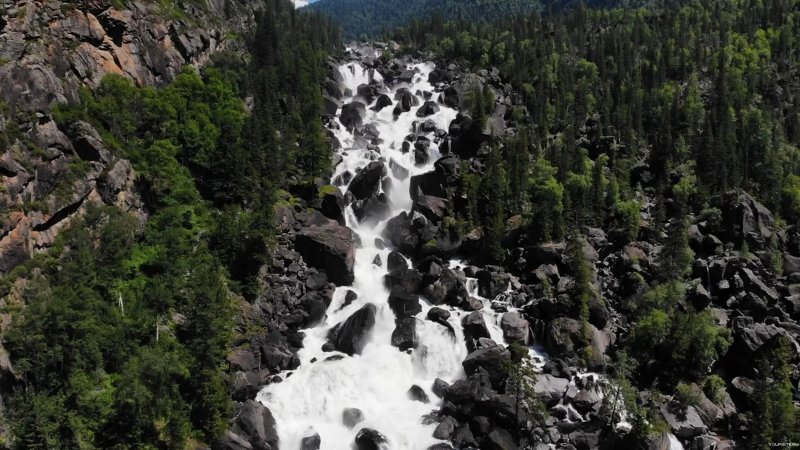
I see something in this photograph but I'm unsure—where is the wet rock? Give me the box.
[384,268,423,293]
[444,373,497,405]
[501,312,530,344]
[295,223,356,286]
[534,374,569,407]
[343,408,365,429]
[394,87,418,113]
[451,425,478,447]
[348,161,386,200]
[423,268,468,306]
[417,100,440,117]
[407,385,430,403]
[442,85,461,108]
[391,317,418,351]
[387,251,408,272]
[426,445,454,450]
[319,186,346,225]
[328,304,377,356]
[341,101,367,130]
[353,193,391,223]
[461,312,491,352]
[461,297,484,311]
[462,345,511,390]
[413,194,449,223]
[373,94,393,111]
[427,307,451,322]
[432,378,450,398]
[354,428,388,450]
[300,432,321,450]
[388,290,422,318]
[233,400,279,450]
[260,344,299,371]
[433,416,458,439]
[301,293,327,327]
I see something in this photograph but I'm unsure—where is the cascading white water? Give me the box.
[256,59,538,450]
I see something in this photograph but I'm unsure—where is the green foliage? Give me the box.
[627,281,730,382]
[658,215,694,282]
[750,336,800,448]
[703,374,726,403]
[397,0,800,212]
[566,233,593,357]
[5,204,232,448]
[615,200,641,242]
[502,342,545,440]
[674,382,702,408]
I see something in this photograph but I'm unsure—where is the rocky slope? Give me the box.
[0,0,260,277]
[0,0,261,442]
[218,44,800,450]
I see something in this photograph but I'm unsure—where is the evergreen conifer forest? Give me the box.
[0,0,797,449]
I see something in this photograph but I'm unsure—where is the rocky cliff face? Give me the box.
[0,0,259,277]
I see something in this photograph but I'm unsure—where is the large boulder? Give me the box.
[413,194,449,223]
[233,400,279,450]
[484,428,518,450]
[416,100,440,117]
[394,88,418,113]
[295,223,356,286]
[391,317,418,351]
[348,161,386,200]
[260,344,299,371]
[386,251,408,272]
[328,304,377,355]
[422,268,468,306]
[301,432,321,450]
[501,312,530,344]
[660,405,707,440]
[544,317,610,362]
[373,94,393,112]
[354,428,388,450]
[533,374,569,407]
[721,191,775,247]
[384,268,423,293]
[442,85,462,108]
[341,101,367,130]
[462,345,510,389]
[388,290,422,318]
[343,408,365,429]
[462,312,491,352]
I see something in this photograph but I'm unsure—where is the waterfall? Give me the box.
[256,58,544,450]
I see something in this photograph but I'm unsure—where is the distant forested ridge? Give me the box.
[307,0,543,39]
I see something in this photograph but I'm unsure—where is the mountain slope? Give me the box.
[307,0,543,39]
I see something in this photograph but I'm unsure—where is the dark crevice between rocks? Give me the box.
[98,15,125,47]
[0,167,16,177]
[31,193,89,233]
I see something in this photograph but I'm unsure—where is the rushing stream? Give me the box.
[256,57,533,449]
